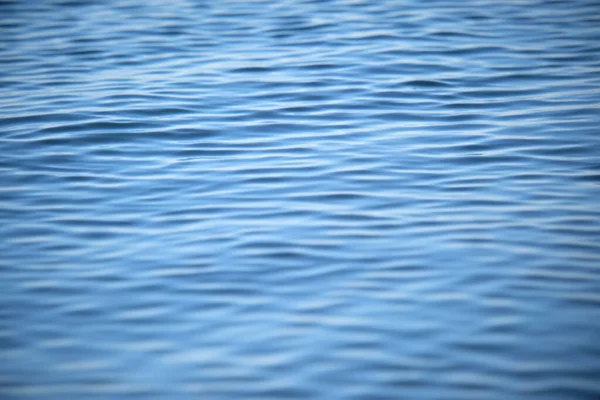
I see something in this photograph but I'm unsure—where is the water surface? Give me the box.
[2,0,600,399]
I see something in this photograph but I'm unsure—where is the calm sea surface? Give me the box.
[1,0,600,399]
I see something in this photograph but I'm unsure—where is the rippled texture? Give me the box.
[2,0,600,399]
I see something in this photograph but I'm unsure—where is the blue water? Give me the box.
[2,0,600,399]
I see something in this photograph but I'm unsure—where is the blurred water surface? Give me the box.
[1,0,600,399]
